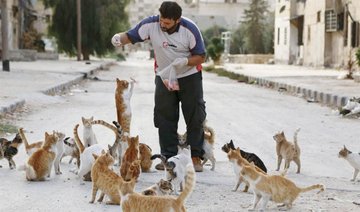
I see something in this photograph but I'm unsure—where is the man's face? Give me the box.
[159,16,179,33]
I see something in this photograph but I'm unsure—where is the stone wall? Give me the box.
[10,50,58,61]
[228,54,274,64]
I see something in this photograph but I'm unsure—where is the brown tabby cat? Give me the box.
[19,127,42,156]
[141,179,174,196]
[25,132,58,181]
[119,164,195,212]
[120,135,141,181]
[0,132,23,169]
[227,148,266,192]
[240,163,324,210]
[90,150,121,205]
[273,128,301,173]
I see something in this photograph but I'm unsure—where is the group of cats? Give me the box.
[1,77,360,211]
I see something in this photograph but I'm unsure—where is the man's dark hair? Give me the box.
[159,1,182,20]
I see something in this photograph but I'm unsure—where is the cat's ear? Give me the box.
[90,116,94,121]
[92,153,99,159]
[108,144,112,150]
[81,117,85,124]
[101,149,105,154]
[186,145,191,150]
[230,140,234,145]
[236,147,241,152]
[45,132,50,138]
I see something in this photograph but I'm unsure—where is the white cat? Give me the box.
[82,116,98,147]
[53,131,66,175]
[339,145,360,181]
[61,137,80,166]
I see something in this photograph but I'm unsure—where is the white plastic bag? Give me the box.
[159,65,179,91]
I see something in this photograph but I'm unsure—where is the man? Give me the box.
[111,1,206,172]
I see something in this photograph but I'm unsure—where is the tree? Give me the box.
[230,24,246,54]
[202,25,228,47]
[242,0,269,54]
[42,0,130,60]
[207,37,224,65]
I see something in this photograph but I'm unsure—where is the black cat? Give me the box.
[222,139,267,173]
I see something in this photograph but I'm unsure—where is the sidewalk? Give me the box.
[0,59,114,116]
[1,53,360,117]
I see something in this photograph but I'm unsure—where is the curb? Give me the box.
[0,61,114,117]
[234,73,348,109]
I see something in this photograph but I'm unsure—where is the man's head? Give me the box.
[159,1,182,33]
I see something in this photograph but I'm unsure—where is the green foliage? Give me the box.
[230,24,246,54]
[203,66,249,82]
[202,25,228,47]
[356,48,360,67]
[42,0,130,59]
[241,0,270,54]
[206,37,225,64]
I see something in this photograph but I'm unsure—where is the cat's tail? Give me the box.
[203,122,215,145]
[18,127,30,149]
[300,184,325,194]
[91,119,122,139]
[73,124,85,153]
[176,164,196,204]
[150,154,167,164]
[293,128,301,151]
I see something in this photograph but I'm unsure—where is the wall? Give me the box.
[228,54,274,64]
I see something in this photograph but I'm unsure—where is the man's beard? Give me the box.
[161,23,178,34]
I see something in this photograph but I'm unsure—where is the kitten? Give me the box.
[120,135,141,181]
[152,145,193,194]
[273,128,301,173]
[18,127,42,156]
[115,78,134,134]
[141,179,174,196]
[82,116,98,147]
[338,145,360,181]
[25,132,59,181]
[0,133,23,169]
[240,163,324,210]
[90,150,121,205]
[221,140,267,173]
[178,121,216,171]
[53,131,66,175]
[119,164,195,212]
[73,124,106,181]
[61,137,80,168]
[227,148,267,192]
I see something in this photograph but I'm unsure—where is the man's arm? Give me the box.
[187,54,206,66]
[111,32,132,47]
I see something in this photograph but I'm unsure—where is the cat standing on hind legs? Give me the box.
[338,145,360,181]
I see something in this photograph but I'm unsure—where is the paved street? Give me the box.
[0,52,359,211]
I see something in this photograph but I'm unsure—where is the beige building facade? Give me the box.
[274,0,360,68]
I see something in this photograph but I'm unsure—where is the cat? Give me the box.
[240,163,324,210]
[0,132,23,169]
[221,139,267,173]
[73,124,106,181]
[82,116,98,147]
[18,127,42,156]
[338,145,360,181]
[141,179,174,196]
[61,137,80,168]
[273,128,301,173]
[139,142,153,172]
[178,120,216,171]
[25,131,59,181]
[119,163,195,212]
[115,78,134,135]
[226,148,267,192]
[90,150,121,205]
[120,135,141,181]
[151,145,193,194]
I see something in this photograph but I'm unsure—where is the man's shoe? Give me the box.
[192,157,203,172]
[155,163,164,171]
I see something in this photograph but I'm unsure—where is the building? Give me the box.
[274,0,360,68]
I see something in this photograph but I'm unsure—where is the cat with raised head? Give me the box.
[273,128,301,173]
[338,145,360,181]
[115,78,134,135]
[90,150,121,205]
[141,179,173,196]
[178,120,216,171]
[240,163,324,210]
[151,145,193,194]
[82,116,98,147]
[120,135,141,181]
[25,132,58,181]
[18,127,42,156]
[221,140,267,173]
[73,124,106,181]
[0,132,23,169]
[61,137,80,168]
[119,164,195,212]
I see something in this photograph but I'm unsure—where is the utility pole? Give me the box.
[77,0,81,61]
[1,0,10,71]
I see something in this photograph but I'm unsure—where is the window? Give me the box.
[277,28,280,45]
[284,27,287,45]
[351,21,360,47]
[325,10,337,32]
[307,26,311,41]
[317,11,321,22]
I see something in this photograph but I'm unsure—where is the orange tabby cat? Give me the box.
[227,148,266,192]
[120,135,141,181]
[240,163,324,210]
[90,150,121,205]
[115,78,134,134]
[25,132,59,181]
[19,127,43,156]
[119,164,195,212]
[273,128,301,173]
